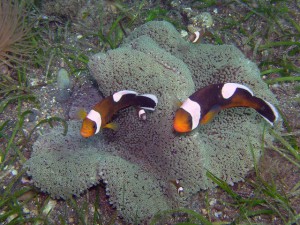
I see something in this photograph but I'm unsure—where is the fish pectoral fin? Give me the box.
[176,100,183,108]
[77,108,87,120]
[173,97,183,109]
[104,122,119,131]
[200,105,221,125]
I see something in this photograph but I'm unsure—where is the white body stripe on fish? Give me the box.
[221,83,253,99]
[86,109,102,134]
[180,98,201,130]
[113,90,137,102]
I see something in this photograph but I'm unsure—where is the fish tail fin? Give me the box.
[253,98,279,126]
[223,89,279,126]
[136,93,158,111]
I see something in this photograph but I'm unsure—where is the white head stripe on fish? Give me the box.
[221,83,253,99]
[139,94,158,105]
[86,109,101,134]
[180,98,201,130]
[259,100,279,126]
[113,90,137,102]
[192,31,201,43]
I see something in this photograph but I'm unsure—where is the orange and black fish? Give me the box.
[170,179,184,197]
[80,90,158,138]
[173,83,279,133]
[189,31,201,43]
[188,29,213,43]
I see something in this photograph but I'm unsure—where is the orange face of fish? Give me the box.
[80,118,96,138]
[173,108,192,133]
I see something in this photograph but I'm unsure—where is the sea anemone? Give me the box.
[25,21,279,223]
[0,0,34,69]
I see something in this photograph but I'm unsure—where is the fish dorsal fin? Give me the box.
[200,105,221,125]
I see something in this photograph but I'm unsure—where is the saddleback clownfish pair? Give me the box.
[80,83,279,137]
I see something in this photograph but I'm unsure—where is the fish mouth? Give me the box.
[173,123,190,133]
[173,116,191,133]
[80,130,92,138]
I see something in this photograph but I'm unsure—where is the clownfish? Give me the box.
[188,29,213,43]
[80,90,158,138]
[189,31,202,43]
[170,179,184,197]
[173,83,279,133]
